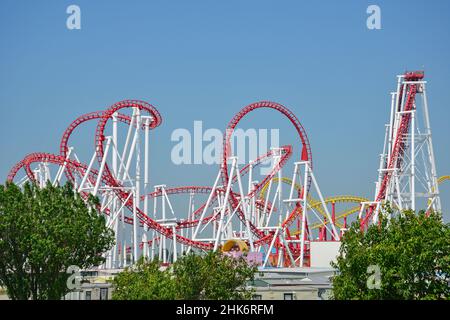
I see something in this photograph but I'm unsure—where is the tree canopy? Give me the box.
[113,251,257,300]
[0,182,115,300]
[331,210,450,300]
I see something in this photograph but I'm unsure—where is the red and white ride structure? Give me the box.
[360,71,441,227]
[6,71,443,269]
[7,100,341,269]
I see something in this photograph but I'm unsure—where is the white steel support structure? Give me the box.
[186,149,339,269]
[285,161,340,267]
[10,86,444,272]
[72,107,155,268]
[188,156,263,254]
[369,73,441,221]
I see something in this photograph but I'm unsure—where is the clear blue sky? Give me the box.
[1,0,449,219]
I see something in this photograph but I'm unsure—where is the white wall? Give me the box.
[310,241,341,268]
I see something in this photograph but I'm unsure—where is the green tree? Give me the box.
[113,251,257,300]
[0,182,115,300]
[331,210,450,300]
[112,258,177,300]
[174,251,257,300]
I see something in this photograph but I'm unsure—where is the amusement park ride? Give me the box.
[6,72,447,269]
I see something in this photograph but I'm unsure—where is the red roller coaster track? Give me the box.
[361,71,424,228]
[8,99,312,253]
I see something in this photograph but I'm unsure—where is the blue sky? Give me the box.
[1,0,449,219]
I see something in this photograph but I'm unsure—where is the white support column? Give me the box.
[288,162,299,201]
[77,151,98,193]
[161,187,167,264]
[53,147,73,186]
[180,223,185,255]
[299,163,309,267]
[280,234,296,267]
[262,228,279,268]
[132,189,138,263]
[93,137,112,196]
[235,160,254,251]
[112,112,119,268]
[151,233,156,261]
[387,91,397,162]
[118,108,136,180]
[133,107,141,263]
[375,125,390,198]
[142,233,148,261]
[213,158,237,251]
[123,240,127,267]
[172,225,177,262]
[247,161,254,224]
[143,117,151,259]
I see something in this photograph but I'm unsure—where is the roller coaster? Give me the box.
[6,72,446,269]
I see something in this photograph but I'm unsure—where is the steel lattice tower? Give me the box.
[361,72,441,226]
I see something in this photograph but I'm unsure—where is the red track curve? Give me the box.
[8,99,312,252]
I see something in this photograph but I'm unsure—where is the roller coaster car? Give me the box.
[404,71,425,81]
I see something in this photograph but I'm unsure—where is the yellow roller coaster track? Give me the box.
[438,175,450,184]
[258,177,369,232]
[260,175,448,235]
[427,175,449,206]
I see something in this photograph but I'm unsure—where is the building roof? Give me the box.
[251,267,334,289]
